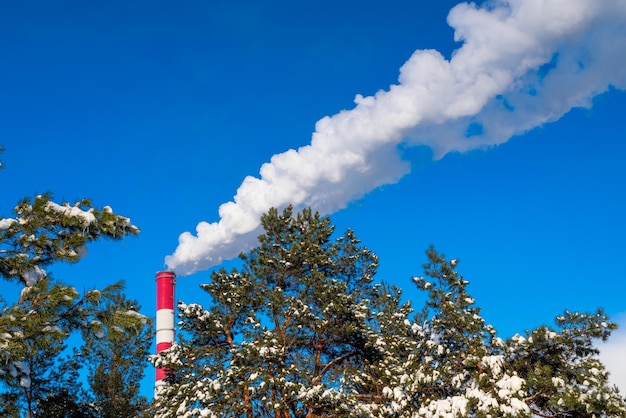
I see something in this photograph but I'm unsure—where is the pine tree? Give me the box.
[80,291,153,418]
[0,278,89,417]
[36,388,96,418]
[152,208,626,418]
[153,206,382,417]
[351,247,626,417]
[0,193,139,286]
[0,193,148,417]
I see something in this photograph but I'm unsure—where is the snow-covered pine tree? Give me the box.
[0,193,138,285]
[0,193,148,417]
[153,206,384,417]
[153,207,626,418]
[347,248,626,417]
[79,291,153,418]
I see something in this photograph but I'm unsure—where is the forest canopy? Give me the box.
[152,206,626,418]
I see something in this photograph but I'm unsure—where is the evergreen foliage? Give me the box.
[0,192,150,417]
[80,291,153,418]
[153,206,626,418]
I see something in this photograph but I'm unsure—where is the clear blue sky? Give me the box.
[1,0,625,398]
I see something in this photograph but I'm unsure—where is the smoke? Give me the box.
[166,0,626,276]
[599,313,626,396]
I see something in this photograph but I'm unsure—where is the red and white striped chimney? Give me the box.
[155,270,176,394]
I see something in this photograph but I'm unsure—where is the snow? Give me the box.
[124,309,148,324]
[19,375,31,388]
[0,218,16,230]
[481,355,504,376]
[502,397,530,415]
[496,373,525,398]
[44,201,96,225]
[76,245,88,258]
[90,320,104,339]
[42,325,62,333]
[20,286,33,300]
[20,266,46,286]
[419,396,469,417]
[14,362,30,376]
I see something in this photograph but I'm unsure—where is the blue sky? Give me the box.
[1,0,625,398]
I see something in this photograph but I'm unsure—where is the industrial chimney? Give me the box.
[155,270,176,395]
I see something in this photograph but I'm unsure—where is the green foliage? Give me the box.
[0,392,21,417]
[153,206,382,417]
[0,193,139,285]
[0,192,149,417]
[153,207,626,418]
[36,387,97,418]
[0,278,84,415]
[80,291,153,418]
[507,309,624,416]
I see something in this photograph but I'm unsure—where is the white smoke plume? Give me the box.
[599,313,626,395]
[166,0,626,276]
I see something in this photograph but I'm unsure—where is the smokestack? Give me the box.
[155,270,176,394]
